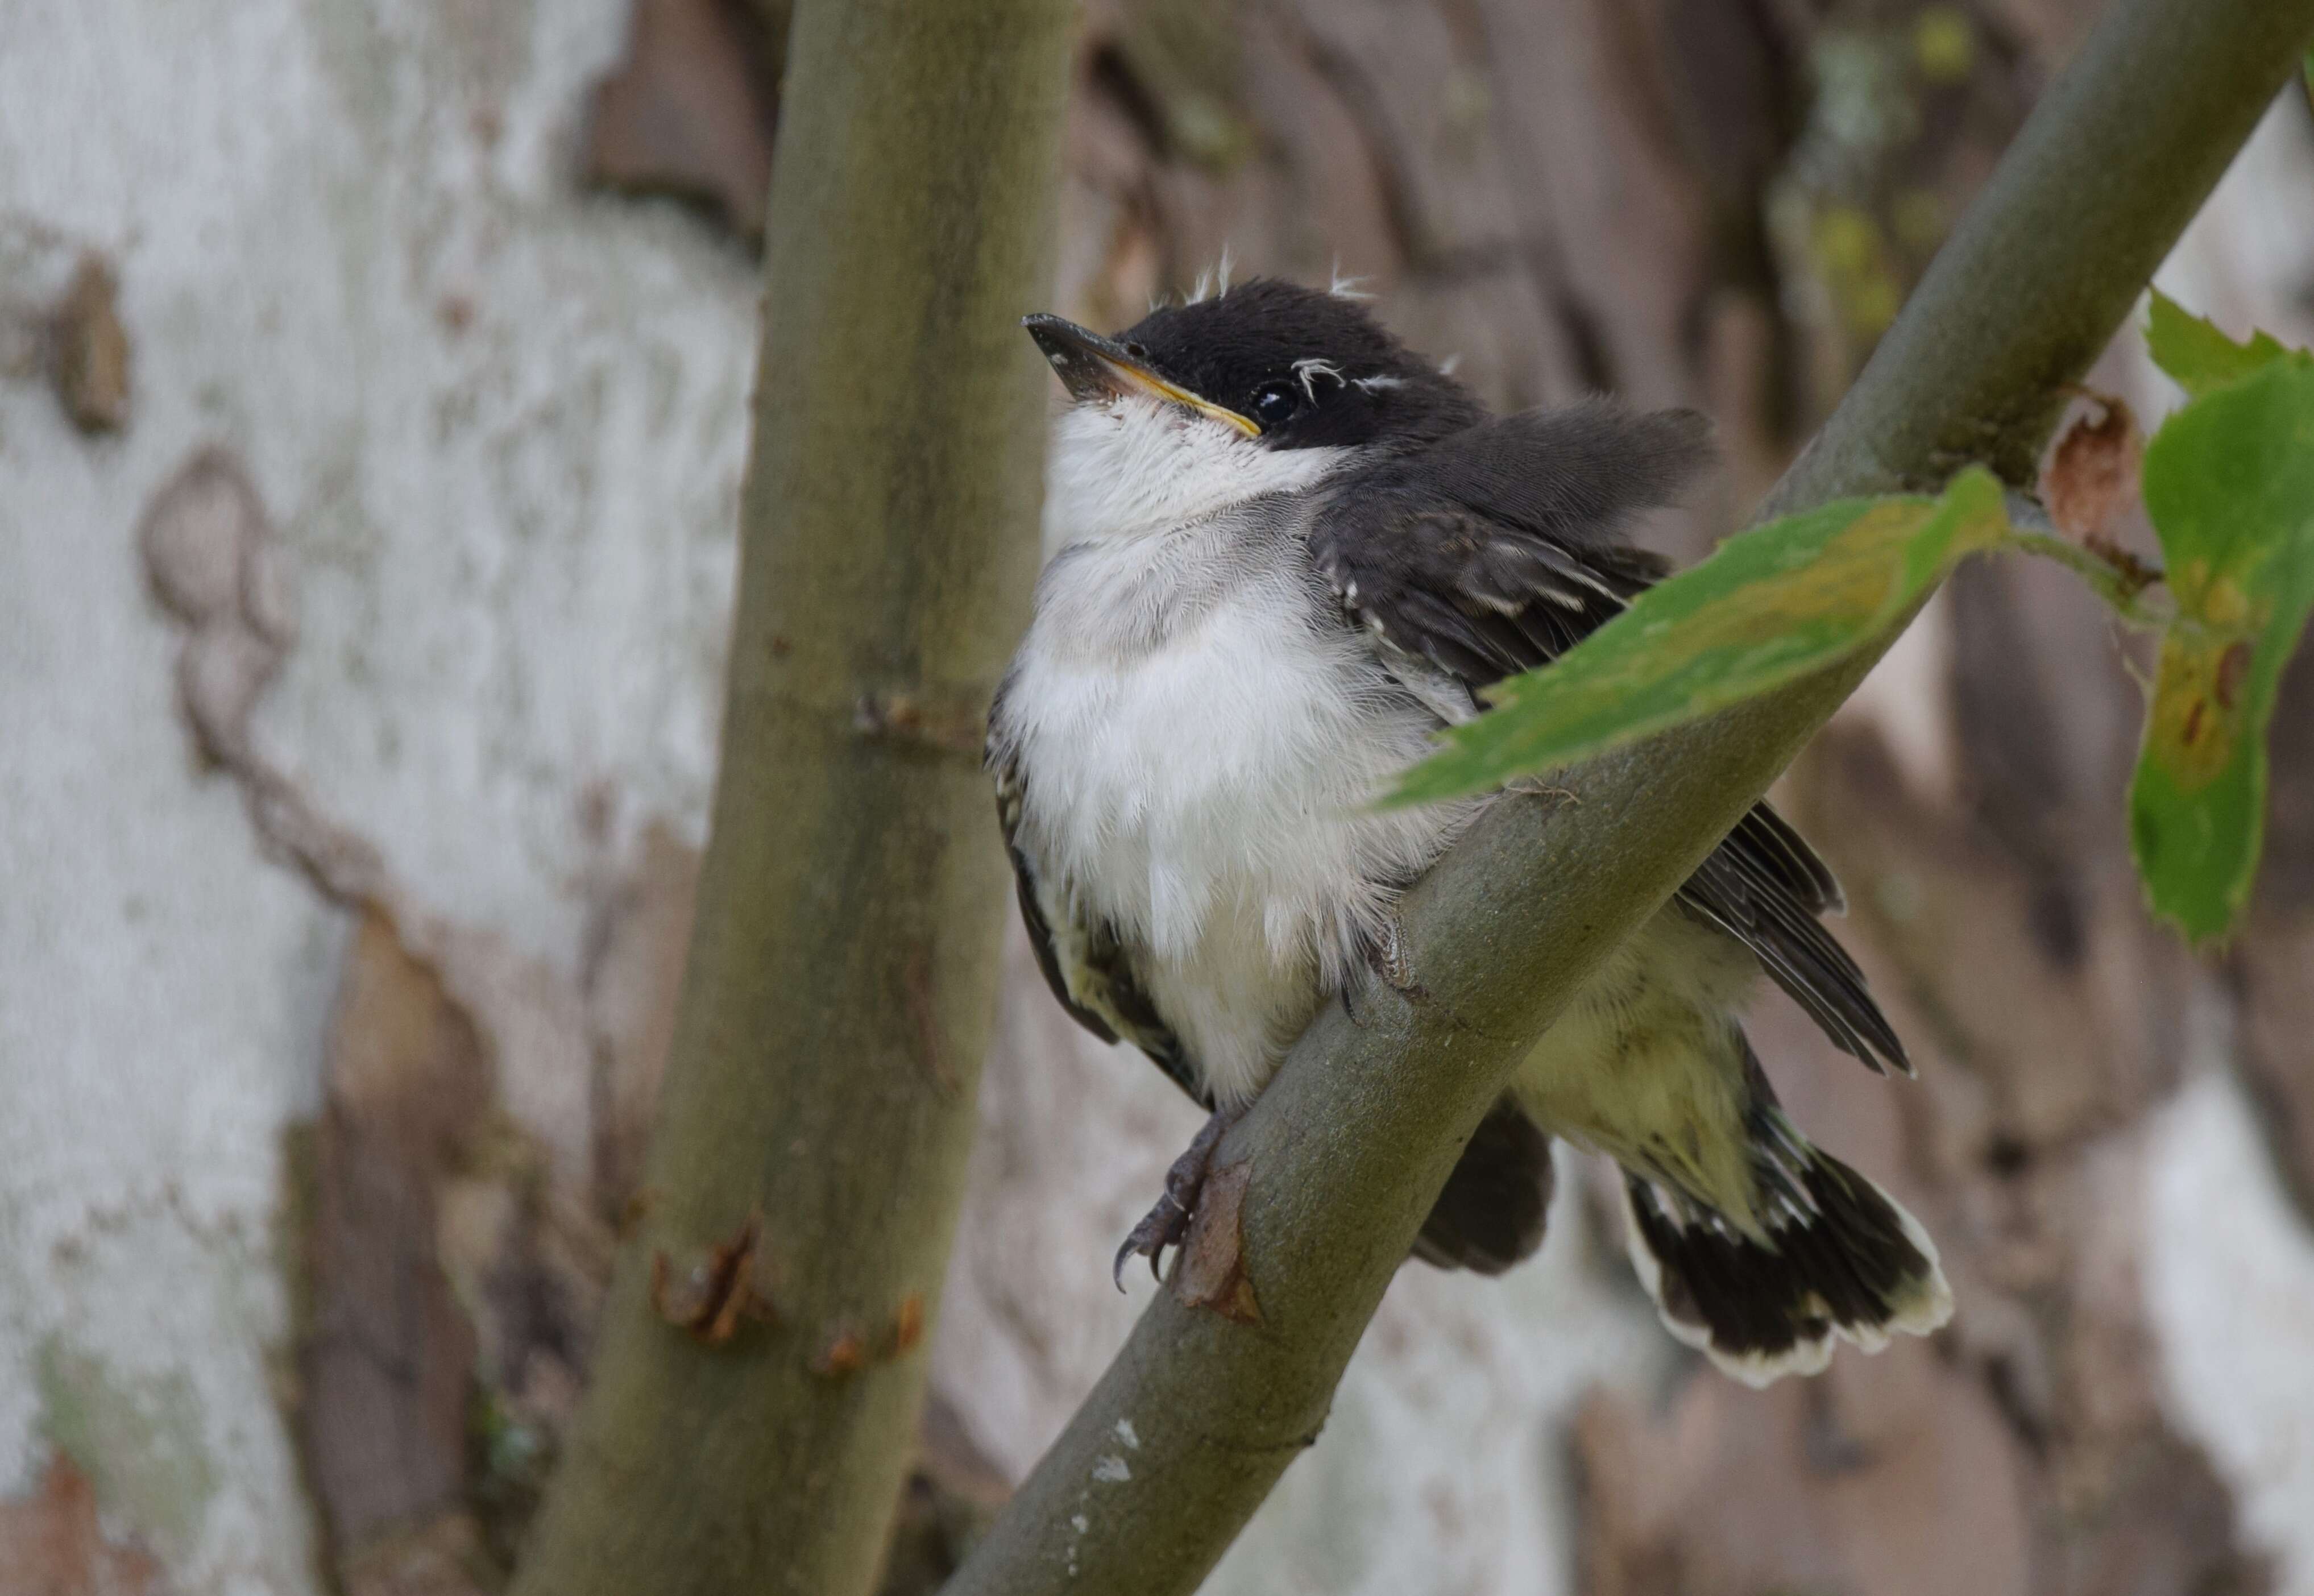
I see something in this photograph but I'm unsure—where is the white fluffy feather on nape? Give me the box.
[1187,244,1238,305]
[1327,259,1375,300]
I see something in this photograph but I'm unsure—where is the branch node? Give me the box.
[649,1210,779,1345]
[852,687,987,758]
[811,1322,870,1379]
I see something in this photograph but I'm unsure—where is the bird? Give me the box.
[985,276,1952,1386]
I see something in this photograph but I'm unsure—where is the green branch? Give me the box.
[507,2,1073,1593]
[942,3,2314,1593]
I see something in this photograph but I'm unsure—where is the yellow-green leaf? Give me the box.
[1385,468,2012,806]
[2146,287,2296,399]
[2129,357,2314,942]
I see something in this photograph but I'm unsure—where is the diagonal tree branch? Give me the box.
[943,3,2314,1593]
[508,2,1074,1593]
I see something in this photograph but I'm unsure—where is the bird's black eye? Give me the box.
[1250,380,1302,428]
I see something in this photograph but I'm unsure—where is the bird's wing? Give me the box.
[1312,400,1907,1077]
[1676,811,1907,1073]
[989,713,1212,1109]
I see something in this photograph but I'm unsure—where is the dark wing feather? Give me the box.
[1675,849,1907,1074]
[1312,400,1700,683]
[989,712,1211,1109]
[1313,400,1907,1077]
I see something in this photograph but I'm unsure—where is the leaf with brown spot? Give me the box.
[1172,1161,1262,1324]
[2042,392,2142,541]
[2216,641,2251,710]
[2130,358,2314,942]
[0,1457,168,1596]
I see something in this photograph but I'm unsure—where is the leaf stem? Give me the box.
[2008,528,2174,628]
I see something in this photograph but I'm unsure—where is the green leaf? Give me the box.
[2146,287,2296,397]
[1385,467,2012,806]
[2129,358,2314,943]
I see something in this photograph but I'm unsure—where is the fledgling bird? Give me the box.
[986,277,1952,1385]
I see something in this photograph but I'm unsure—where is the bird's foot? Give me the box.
[1363,913,1428,1002]
[1114,1105,1243,1288]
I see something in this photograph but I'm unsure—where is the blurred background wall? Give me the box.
[3,1,2313,1593]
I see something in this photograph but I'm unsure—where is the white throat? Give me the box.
[1040,395,1349,553]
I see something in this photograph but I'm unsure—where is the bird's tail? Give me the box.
[1618,1097,1952,1387]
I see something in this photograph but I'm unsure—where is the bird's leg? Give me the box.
[1114,1104,1245,1288]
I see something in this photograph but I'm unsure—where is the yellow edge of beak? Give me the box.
[1105,360,1260,438]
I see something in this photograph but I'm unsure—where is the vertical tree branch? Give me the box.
[943,2,2314,1593]
[509,2,1073,1593]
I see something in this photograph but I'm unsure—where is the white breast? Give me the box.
[997,521,1478,1106]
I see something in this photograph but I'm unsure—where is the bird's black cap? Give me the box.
[1027,278,1482,451]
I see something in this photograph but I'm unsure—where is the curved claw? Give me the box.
[1109,1104,1243,1290]
[1112,1192,1189,1290]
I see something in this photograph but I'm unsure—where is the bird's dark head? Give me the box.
[1027,277,1478,450]
[1025,278,1481,542]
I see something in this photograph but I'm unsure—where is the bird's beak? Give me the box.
[1022,314,1259,437]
